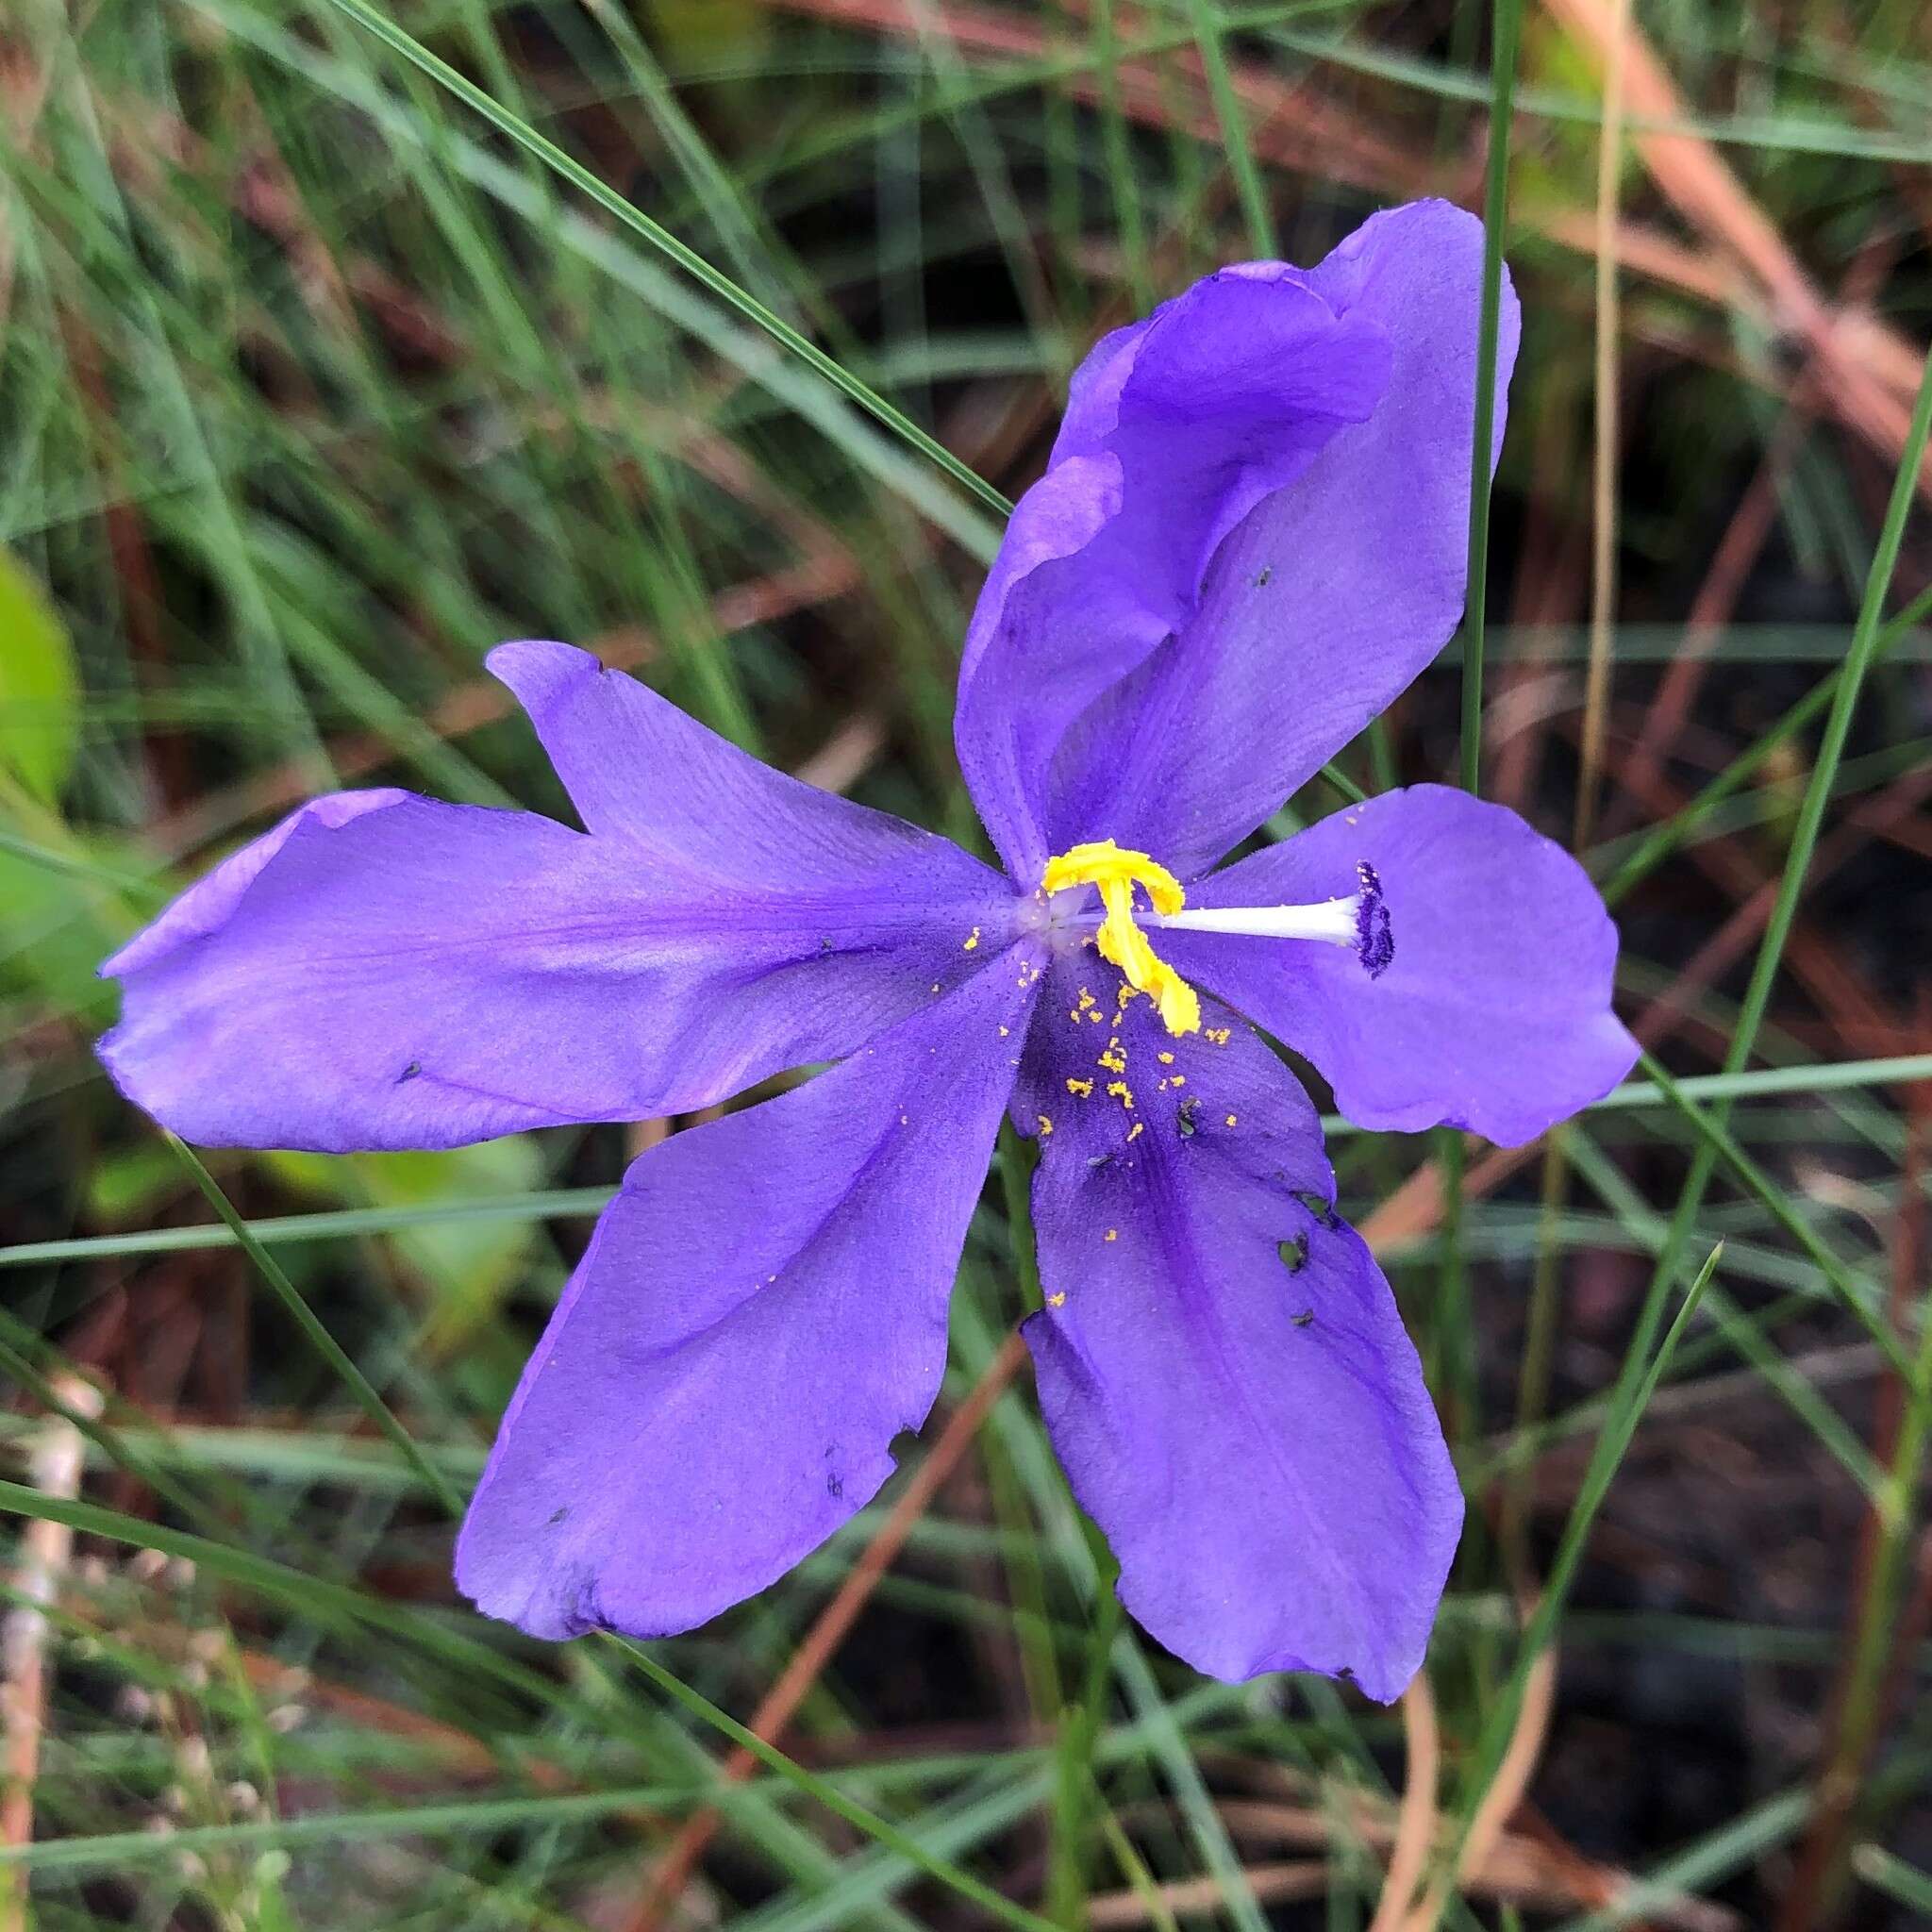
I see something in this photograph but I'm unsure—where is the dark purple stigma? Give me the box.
[1354,859,1393,978]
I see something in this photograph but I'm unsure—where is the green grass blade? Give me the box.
[164,1131,465,1516]
[1458,0,1525,796]
[316,0,1011,524]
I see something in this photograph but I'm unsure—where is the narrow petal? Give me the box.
[456,958,1041,1641]
[954,270,1390,882]
[1013,964,1459,1695]
[1167,786,1638,1146]
[100,650,1014,1152]
[1051,200,1522,875]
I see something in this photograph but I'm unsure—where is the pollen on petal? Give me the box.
[1067,1076,1094,1098]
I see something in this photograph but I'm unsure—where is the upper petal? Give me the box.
[100,652,1015,1152]
[1047,200,1522,876]
[1167,785,1638,1146]
[455,956,1041,1641]
[954,267,1391,883]
[1013,966,1460,1695]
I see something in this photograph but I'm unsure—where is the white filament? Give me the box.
[1155,895,1361,948]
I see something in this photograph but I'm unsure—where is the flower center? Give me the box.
[1040,841,1201,1038]
[1041,841,1396,1040]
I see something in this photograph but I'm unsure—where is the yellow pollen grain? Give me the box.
[1158,1051,1174,1065]
[998,1025,1010,1038]
[1205,1026,1232,1045]
[1098,1046,1126,1074]
[1077,989,1097,1010]
[1037,1113,1054,1138]
[963,927,980,951]
[1161,1074,1185,1090]
[1066,1076,1094,1098]
[1224,1113,1238,1127]
[1047,1291,1067,1308]
[1107,1080,1135,1109]
[1125,1121,1144,1142]
[1104,1228,1118,1242]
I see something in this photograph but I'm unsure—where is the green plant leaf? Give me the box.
[0,548,78,807]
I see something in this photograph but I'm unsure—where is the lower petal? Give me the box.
[456,957,1041,1641]
[1171,785,1639,1146]
[1016,975,1459,1696]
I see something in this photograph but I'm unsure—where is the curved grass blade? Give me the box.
[163,1131,464,1516]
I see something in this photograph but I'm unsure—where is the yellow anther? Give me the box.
[1044,841,1184,915]
[1040,839,1201,1037]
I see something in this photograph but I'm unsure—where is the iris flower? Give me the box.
[98,201,1637,1698]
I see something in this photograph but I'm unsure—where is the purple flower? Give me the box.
[96,202,1637,1698]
